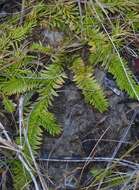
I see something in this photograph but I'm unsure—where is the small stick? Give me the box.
[19,0,25,25]
[38,156,139,170]
[19,96,24,147]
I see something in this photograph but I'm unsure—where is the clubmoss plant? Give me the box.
[0,0,139,189]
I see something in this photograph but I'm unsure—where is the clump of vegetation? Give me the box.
[0,0,139,189]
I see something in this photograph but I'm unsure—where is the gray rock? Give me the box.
[41,79,131,189]
[43,29,64,47]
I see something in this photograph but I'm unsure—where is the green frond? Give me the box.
[0,21,35,53]
[12,109,43,190]
[30,42,53,54]
[125,11,139,30]
[98,0,139,13]
[2,96,16,113]
[29,101,61,136]
[89,43,112,67]
[0,77,38,95]
[25,124,43,155]
[26,2,47,22]
[71,57,108,112]
[40,1,79,31]
[0,34,10,52]
[84,26,107,44]
[9,21,35,42]
[13,108,43,189]
[39,63,66,107]
[12,160,31,190]
[108,55,139,99]
[87,28,112,67]
[27,63,66,135]
[41,111,62,135]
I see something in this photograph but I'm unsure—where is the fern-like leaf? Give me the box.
[30,42,53,54]
[39,63,66,107]
[29,100,61,136]
[71,57,108,112]
[12,160,31,190]
[9,21,35,42]
[2,96,16,113]
[0,77,39,95]
[108,55,139,99]
[28,63,66,135]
